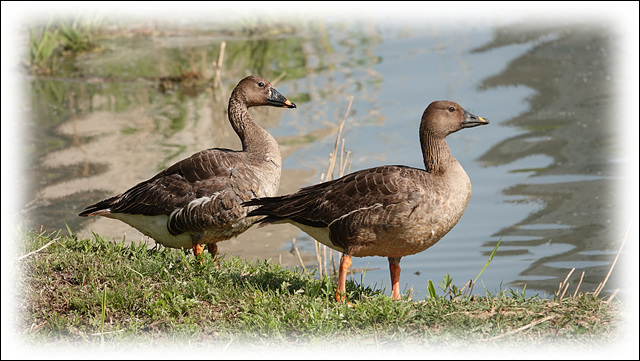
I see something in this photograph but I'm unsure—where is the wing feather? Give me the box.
[80,148,263,236]
[246,165,425,228]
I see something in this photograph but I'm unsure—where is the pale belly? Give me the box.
[347,204,467,258]
[350,224,454,258]
[106,213,194,249]
[283,197,467,258]
[106,212,257,249]
[291,221,344,253]
[284,217,458,258]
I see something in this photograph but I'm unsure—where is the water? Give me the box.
[11,19,631,300]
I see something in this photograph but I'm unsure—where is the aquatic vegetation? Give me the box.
[27,16,104,74]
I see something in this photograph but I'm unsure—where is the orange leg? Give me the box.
[388,257,402,300]
[335,254,352,302]
[207,243,219,268]
[193,243,204,257]
[193,244,205,263]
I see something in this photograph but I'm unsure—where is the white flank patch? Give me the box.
[106,213,193,249]
[288,221,343,253]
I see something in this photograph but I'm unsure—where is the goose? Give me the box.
[245,100,488,301]
[79,75,296,261]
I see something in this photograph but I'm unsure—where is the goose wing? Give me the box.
[246,165,424,228]
[80,148,262,235]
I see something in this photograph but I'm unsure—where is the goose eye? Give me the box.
[448,107,455,112]
[258,82,265,88]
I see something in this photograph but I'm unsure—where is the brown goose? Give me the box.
[79,75,296,261]
[245,100,488,301]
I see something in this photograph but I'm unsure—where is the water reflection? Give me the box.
[473,22,623,295]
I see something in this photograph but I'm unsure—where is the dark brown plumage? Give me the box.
[79,75,296,261]
[245,100,489,301]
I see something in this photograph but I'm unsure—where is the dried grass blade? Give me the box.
[594,217,632,297]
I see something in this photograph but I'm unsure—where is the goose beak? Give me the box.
[268,88,297,108]
[462,109,489,128]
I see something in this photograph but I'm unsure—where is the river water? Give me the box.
[8,16,636,301]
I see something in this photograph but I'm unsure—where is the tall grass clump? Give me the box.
[27,16,103,74]
[28,19,59,74]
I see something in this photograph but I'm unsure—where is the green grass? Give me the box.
[15,228,621,350]
[28,19,60,74]
[27,16,103,74]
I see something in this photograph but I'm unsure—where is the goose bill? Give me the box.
[461,109,489,128]
[267,88,297,108]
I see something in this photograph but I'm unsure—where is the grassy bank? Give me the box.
[13,228,621,354]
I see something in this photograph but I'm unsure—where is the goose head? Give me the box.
[234,75,297,109]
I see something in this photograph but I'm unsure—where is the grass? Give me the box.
[27,16,103,74]
[28,19,60,74]
[14,228,621,352]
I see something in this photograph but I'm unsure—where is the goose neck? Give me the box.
[420,129,452,174]
[228,97,280,157]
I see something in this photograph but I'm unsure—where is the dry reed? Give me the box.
[314,96,354,278]
[554,217,632,301]
[212,41,226,89]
